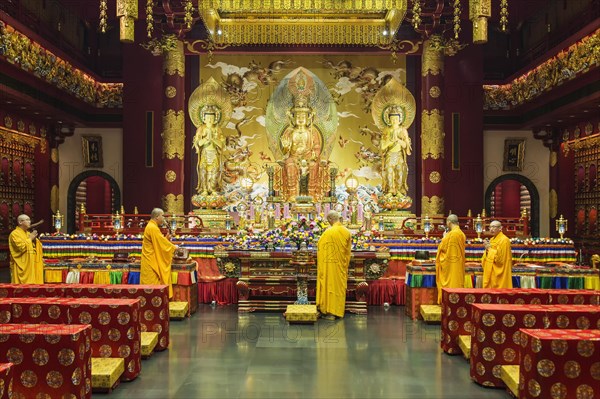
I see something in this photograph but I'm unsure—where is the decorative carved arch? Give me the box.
[67,171,121,234]
[484,174,540,238]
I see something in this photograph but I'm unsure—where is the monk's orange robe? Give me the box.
[9,227,44,284]
[482,231,513,289]
[435,225,466,304]
[316,221,352,318]
[141,219,176,298]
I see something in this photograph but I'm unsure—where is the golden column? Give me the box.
[421,35,445,216]
[161,37,185,214]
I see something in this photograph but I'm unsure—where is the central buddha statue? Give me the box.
[266,67,338,202]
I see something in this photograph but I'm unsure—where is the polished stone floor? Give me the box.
[0,270,507,398]
[108,305,508,399]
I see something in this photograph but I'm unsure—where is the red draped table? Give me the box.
[0,363,12,399]
[0,283,170,351]
[470,304,600,388]
[441,288,600,355]
[518,329,600,399]
[64,285,169,351]
[0,324,92,399]
[0,298,141,381]
[441,288,549,354]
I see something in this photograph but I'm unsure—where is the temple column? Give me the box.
[161,36,185,215]
[420,36,445,216]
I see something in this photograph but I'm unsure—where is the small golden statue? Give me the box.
[188,77,232,198]
[371,78,416,208]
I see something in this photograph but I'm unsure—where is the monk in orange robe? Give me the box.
[316,210,352,319]
[9,214,44,284]
[435,214,466,304]
[141,208,177,298]
[482,220,513,289]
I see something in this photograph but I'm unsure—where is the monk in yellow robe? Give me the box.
[316,210,352,320]
[9,214,44,284]
[141,208,177,298]
[435,214,466,304]
[482,220,513,288]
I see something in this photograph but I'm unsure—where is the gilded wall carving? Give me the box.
[0,21,123,108]
[421,195,444,216]
[161,193,185,214]
[421,36,444,76]
[161,110,185,160]
[421,109,444,159]
[163,38,185,77]
[484,29,600,110]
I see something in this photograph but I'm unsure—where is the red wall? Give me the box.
[443,42,484,216]
[121,26,164,214]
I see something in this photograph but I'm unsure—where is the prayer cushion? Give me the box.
[285,304,318,323]
[92,357,124,391]
[420,304,441,323]
[458,335,471,360]
[141,331,159,358]
[500,365,519,397]
[169,301,189,320]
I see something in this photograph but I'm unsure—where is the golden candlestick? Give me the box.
[555,215,567,239]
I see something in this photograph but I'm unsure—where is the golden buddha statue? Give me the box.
[193,105,225,195]
[380,105,412,196]
[280,96,323,200]
[265,67,338,202]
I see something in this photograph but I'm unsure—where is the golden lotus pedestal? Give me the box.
[291,202,316,220]
[193,209,229,229]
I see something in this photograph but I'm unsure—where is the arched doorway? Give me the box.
[484,174,540,237]
[67,171,121,234]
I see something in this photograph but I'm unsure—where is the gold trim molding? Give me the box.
[198,0,407,46]
[484,29,600,110]
[422,195,444,216]
[422,36,444,76]
[563,133,600,157]
[421,109,445,159]
[0,126,44,150]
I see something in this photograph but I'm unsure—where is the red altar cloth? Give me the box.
[198,278,238,304]
[0,297,141,381]
[0,363,12,399]
[470,304,600,388]
[368,279,406,305]
[441,288,549,354]
[0,324,92,399]
[405,286,437,320]
[0,283,170,352]
[519,329,600,399]
[548,289,600,305]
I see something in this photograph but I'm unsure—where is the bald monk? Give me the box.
[482,220,513,288]
[435,214,466,304]
[9,214,44,284]
[141,208,177,298]
[316,210,352,320]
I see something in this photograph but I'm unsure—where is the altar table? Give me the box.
[519,329,600,399]
[470,303,600,388]
[0,363,12,399]
[0,324,92,399]
[0,297,141,381]
[0,283,170,351]
[440,288,600,354]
